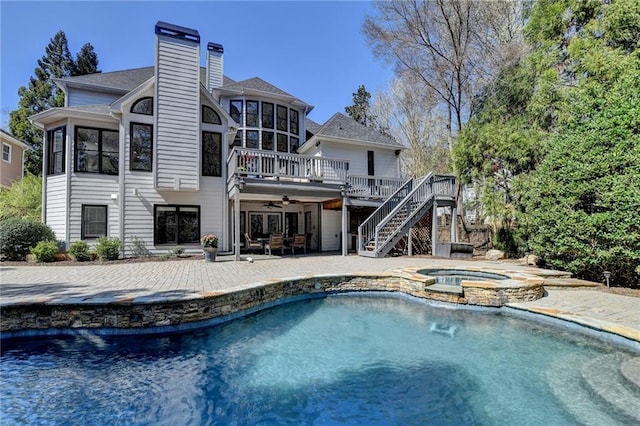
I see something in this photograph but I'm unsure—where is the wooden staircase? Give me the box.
[358,173,456,258]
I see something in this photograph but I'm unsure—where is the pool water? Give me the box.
[0,295,634,425]
[418,269,509,286]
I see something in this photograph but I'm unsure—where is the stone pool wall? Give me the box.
[0,273,544,336]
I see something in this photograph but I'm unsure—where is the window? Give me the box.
[82,205,107,239]
[230,100,243,126]
[246,101,259,127]
[130,123,153,172]
[262,131,274,151]
[367,150,375,176]
[277,133,288,152]
[290,137,299,153]
[2,143,10,163]
[290,109,299,135]
[154,205,200,245]
[202,105,221,125]
[47,127,66,175]
[232,131,243,148]
[276,105,288,131]
[246,130,259,149]
[75,127,119,174]
[131,97,153,115]
[202,131,222,176]
[262,102,274,129]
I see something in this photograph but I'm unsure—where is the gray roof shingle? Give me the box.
[313,113,400,147]
[56,66,236,92]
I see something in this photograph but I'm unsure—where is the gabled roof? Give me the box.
[311,112,401,148]
[0,129,30,149]
[54,66,236,93]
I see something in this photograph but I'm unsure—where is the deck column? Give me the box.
[234,190,241,261]
[432,200,438,256]
[341,192,348,256]
[450,206,457,242]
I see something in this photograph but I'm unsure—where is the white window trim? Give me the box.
[2,143,11,163]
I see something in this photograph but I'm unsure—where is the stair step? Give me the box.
[620,357,640,391]
[546,354,624,426]
[581,353,640,423]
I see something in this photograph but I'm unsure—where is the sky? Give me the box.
[0,1,395,129]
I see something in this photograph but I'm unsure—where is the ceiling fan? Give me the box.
[263,201,282,209]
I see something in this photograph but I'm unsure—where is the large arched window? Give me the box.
[131,97,153,115]
[202,105,221,125]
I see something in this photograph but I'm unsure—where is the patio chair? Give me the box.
[292,234,306,254]
[245,233,263,253]
[264,233,284,256]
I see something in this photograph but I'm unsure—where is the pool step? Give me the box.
[546,354,625,426]
[581,354,640,423]
[620,356,640,390]
[424,284,463,296]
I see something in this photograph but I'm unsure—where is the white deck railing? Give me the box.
[347,175,405,200]
[228,148,349,184]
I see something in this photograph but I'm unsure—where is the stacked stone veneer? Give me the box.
[1,270,544,336]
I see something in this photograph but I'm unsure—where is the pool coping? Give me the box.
[2,263,637,350]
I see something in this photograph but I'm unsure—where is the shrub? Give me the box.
[95,236,122,261]
[0,218,56,261]
[129,236,151,257]
[30,241,59,262]
[69,240,91,261]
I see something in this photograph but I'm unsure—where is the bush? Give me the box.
[95,236,122,261]
[0,218,56,261]
[129,236,151,257]
[69,240,91,261]
[30,241,59,262]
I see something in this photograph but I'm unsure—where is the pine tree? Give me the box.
[8,31,99,175]
[345,85,373,127]
[73,43,100,76]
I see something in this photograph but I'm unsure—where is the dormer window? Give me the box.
[131,97,153,115]
[202,105,221,125]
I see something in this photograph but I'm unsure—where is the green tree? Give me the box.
[73,42,100,76]
[345,85,374,127]
[0,173,43,221]
[9,31,100,175]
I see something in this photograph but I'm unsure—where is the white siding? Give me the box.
[155,36,200,191]
[206,48,223,91]
[321,209,342,251]
[68,174,119,243]
[67,89,120,107]
[321,142,399,178]
[45,175,67,242]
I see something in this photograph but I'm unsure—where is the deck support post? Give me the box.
[234,190,241,261]
[408,227,413,256]
[450,206,457,242]
[341,192,348,256]
[432,200,438,256]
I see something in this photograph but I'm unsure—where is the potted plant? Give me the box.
[201,234,218,262]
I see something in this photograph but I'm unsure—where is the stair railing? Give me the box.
[359,173,456,255]
[357,177,414,252]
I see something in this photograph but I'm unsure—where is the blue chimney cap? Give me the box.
[155,21,200,44]
[207,42,224,53]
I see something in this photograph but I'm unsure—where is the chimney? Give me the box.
[154,21,200,191]
[206,42,224,91]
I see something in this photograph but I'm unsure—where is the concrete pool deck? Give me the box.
[1,254,638,345]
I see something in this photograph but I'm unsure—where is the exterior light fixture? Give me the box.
[282,195,290,205]
[603,271,611,288]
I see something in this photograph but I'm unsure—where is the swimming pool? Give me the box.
[1,294,637,425]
